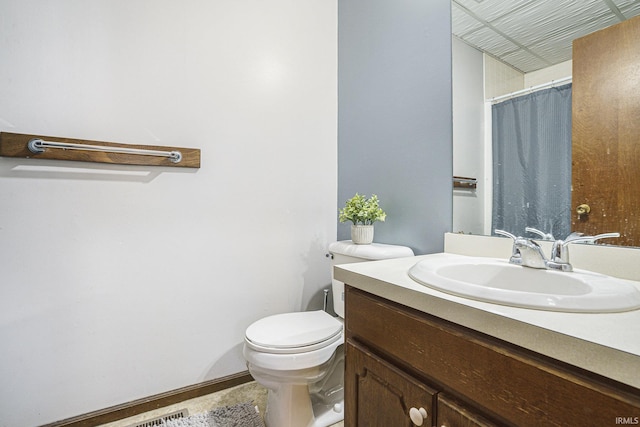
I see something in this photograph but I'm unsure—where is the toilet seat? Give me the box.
[243,242,413,427]
[245,310,343,354]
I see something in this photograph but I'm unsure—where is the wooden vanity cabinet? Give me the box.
[437,394,498,427]
[346,340,436,426]
[344,285,640,426]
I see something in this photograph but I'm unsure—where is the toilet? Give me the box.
[243,240,414,427]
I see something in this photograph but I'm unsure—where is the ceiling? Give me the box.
[452,0,640,73]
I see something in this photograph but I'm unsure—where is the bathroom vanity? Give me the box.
[336,235,640,426]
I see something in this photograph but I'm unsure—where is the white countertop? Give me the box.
[335,253,640,389]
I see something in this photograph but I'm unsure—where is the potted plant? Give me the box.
[339,193,386,244]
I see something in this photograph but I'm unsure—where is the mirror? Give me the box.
[451,0,640,246]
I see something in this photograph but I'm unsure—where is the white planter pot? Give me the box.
[351,225,374,244]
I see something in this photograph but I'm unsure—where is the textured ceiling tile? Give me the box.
[550,13,621,41]
[613,0,639,8]
[451,0,640,73]
[452,2,484,36]
[453,0,533,22]
[501,49,551,73]
[527,39,574,65]
[621,3,640,17]
[492,0,610,46]
[462,26,520,58]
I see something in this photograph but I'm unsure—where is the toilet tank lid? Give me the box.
[328,240,414,260]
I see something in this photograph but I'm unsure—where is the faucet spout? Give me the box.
[513,238,548,269]
[495,229,548,269]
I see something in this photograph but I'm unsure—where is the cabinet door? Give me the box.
[437,394,501,427]
[345,339,436,427]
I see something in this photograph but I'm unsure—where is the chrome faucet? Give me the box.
[495,229,548,269]
[496,228,620,272]
[546,232,620,272]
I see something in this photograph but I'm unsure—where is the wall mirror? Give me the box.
[451,0,640,246]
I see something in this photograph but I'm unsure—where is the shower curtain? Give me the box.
[491,84,572,240]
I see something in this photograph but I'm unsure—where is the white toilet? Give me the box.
[243,240,414,427]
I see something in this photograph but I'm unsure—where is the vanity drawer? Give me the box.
[345,285,640,426]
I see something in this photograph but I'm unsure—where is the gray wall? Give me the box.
[338,0,453,254]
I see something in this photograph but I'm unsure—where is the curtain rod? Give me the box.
[489,76,572,104]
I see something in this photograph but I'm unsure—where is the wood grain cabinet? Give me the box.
[346,340,436,426]
[344,285,640,426]
[437,394,498,427]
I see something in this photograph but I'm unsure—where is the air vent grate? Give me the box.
[126,409,189,427]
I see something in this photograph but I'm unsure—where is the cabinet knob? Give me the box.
[409,407,428,426]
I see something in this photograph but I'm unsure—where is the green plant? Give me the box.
[339,193,386,225]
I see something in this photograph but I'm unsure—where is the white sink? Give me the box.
[408,253,640,313]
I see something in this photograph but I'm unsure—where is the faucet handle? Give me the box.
[562,232,620,245]
[494,229,517,241]
[525,227,555,240]
[549,231,620,272]
[495,229,519,262]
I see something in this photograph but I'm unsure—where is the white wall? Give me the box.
[452,38,484,235]
[0,1,337,426]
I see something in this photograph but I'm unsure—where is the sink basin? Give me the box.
[408,253,640,312]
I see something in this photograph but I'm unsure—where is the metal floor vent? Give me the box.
[126,409,189,427]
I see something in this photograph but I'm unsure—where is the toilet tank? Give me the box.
[328,241,414,318]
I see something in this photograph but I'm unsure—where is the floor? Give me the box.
[99,381,344,427]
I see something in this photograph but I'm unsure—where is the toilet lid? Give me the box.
[245,310,343,350]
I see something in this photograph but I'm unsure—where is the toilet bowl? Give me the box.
[243,240,414,427]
